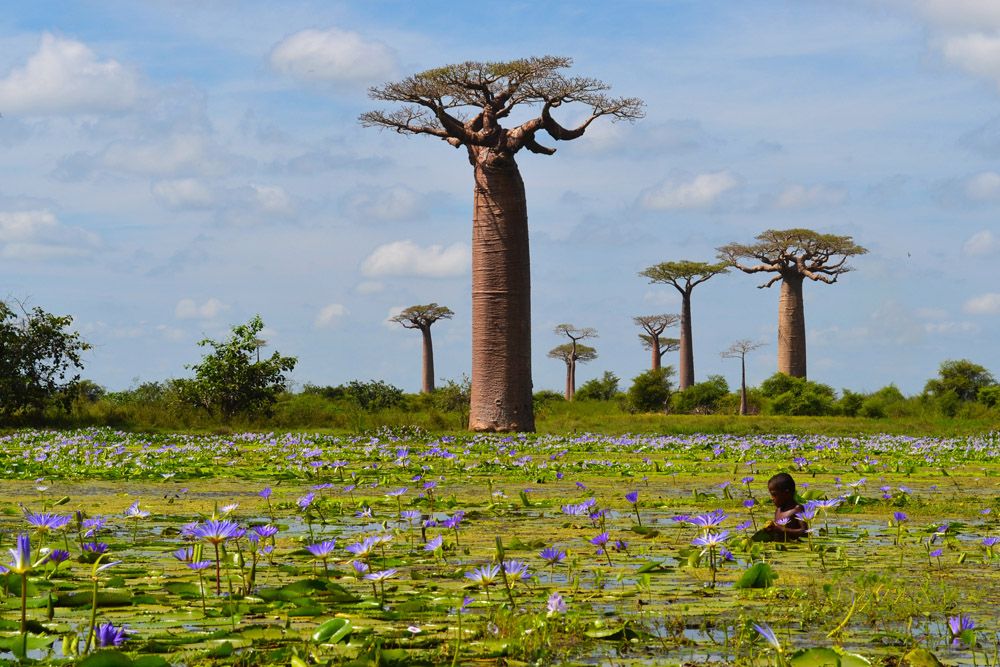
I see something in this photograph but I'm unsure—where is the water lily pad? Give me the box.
[789,647,870,667]
[734,562,778,589]
[901,648,944,667]
[312,617,353,643]
[77,650,134,667]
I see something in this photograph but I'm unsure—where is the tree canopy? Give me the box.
[924,359,996,402]
[718,228,867,288]
[176,315,297,420]
[0,301,90,419]
[639,261,729,293]
[361,57,644,157]
[548,343,598,365]
[389,303,454,329]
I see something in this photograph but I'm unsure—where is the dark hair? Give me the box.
[768,472,795,493]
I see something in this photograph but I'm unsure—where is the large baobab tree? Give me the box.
[639,261,728,390]
[389,303,454,394]
[362,58,643,432]
[633,314,679,371]
[548,343,598,401]
[553,324,597,401]
[718,229,867,378]
[721,339,765,415]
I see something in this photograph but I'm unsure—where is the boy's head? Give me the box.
[767,472,796,507]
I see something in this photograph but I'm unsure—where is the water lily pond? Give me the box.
[1,428,1000,665]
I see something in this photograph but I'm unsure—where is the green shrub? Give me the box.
[670,375,729,414]
[759,373,836,416]
[344,380,405,411]
[575,371,621,401]
[626,367,674,413]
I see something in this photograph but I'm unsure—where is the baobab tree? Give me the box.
[721,339,765,415]
[718,229,867,378]
[389,303,454,393]
[548,343,598,401]
[633,314,679,371]
[553,324,597,401]
[639,261,728,390]
[362,57,643,432]
[641,335,680,370]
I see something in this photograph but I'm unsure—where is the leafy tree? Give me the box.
[759,372,836,416]
[633,314,679,371]
[176,315,297,420]
[548,341,597,401]
[0,301,90,419]
[721,339,765,416]
[640,261,728,389]
[389,303,454,393]
[625,367,675,413]
[552,324,597,401]
[719,229,867,378]
[575,371,621,401]
[344,380,406,411]
[671,375,729,414]
[433,375,472,427]
[362,57,642,432]
[924,359,995,402]
[978,386,1000,409]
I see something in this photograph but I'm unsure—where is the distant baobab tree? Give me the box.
[639,261,728,390]
[553,324,597,401]
[721,339,765,415]
[633,314,679,371]
[362,57,643,432]
[548,343,598,401]
[718,229,866,378]
[389,303,454,393]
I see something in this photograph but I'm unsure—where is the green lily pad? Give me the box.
[734,562,778,589]
[901,648,944,667]
[313,617,353,643]
[76,650,134,667]
[789,647,870,667]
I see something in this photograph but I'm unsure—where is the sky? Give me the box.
[1,0,999,396]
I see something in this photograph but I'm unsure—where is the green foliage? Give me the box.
[533,390,565,410]
[432,375,471,426]
[759,373,836,416]
[343,380,405,411]
[978,385,1000,408]
[0,301,91,420]
[733,562,777,589]
[670,375,729,414]
[575,371,621,401]
[175,315,297,420]
[626,367,674,413]
[924,359,995,402]
[838,389,864,417]
[858,385,906,419]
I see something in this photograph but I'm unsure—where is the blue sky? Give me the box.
[1,0,999,395]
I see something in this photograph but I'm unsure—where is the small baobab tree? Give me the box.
[634,314,679,371]
[362,57,642,432]
[389,303,454,394]
[721,339,765,415]
[639,261,728,390]
[718,229,867,378]
[553,324,597,401]
[548,343,598,401]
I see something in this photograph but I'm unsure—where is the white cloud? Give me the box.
[346,185,426,222]
[940,32,1000,82]
[915,0,1000,31]
[58,133,247,181]
[924,320,980,334]
[964,229,1000,256]
[175,297,227,320]
[361,240,469,278]
[270,27,396,85]
[356,281,384,295]
[639,170,739,210]
[964,292,1000,315]
[0,33,140,115]
[965,171,1000,200]
[315,303,348,328]
[151,178,214,210]
[773,184,847,209]
[384,306,405,329]
[0,209,99,260]
[252,185,294,216]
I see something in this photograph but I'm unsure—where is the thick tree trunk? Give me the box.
[564,362,573,401]
[777,272,807,378]
[739,355,747,416]
[420,326,434,394]
[651,334,661,371]
[679,292,694,390]
[468,148,535,431]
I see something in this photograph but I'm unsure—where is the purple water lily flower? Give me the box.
[95,622,130,647]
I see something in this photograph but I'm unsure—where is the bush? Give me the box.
[924,359,995,402]
[759,373,836,416]
[670,375,729,414]
[344,380,405,411]
[575,371,621,401]
[533,390,565,410]
[838,389,864,417]
[978,385,1000,408]
[626,367,674,413]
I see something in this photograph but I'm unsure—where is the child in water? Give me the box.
[761,472,809,540]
